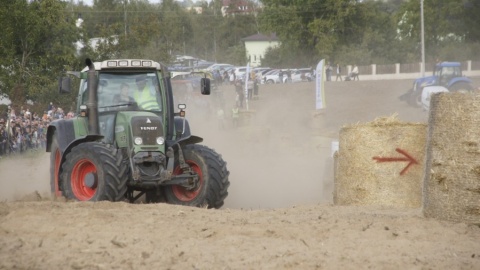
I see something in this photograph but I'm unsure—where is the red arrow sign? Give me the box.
[372,148,418,176]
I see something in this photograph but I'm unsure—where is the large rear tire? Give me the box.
[61,142,128,201]
[164,144,230,209]
[49,132,62,197]
[450,82,473,92]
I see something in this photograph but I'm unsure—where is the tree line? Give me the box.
[0,0,478,111]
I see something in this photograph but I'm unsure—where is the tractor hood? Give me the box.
[114,111,165,152]
[414,75,437,90]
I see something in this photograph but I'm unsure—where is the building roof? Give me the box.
[242,33,279,42]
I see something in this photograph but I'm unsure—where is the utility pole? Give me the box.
[124,0,128,38]
[420,0,425,77]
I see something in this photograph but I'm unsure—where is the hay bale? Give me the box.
[334,115,427,208]
[424,92,480,224]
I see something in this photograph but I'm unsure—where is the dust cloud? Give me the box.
[0,152,51,202]
[0,79,432,208]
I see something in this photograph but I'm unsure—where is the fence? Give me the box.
[343,60,480,81]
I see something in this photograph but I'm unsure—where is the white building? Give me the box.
[242,33,280,67]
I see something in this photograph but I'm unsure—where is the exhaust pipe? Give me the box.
[86,58,100,136]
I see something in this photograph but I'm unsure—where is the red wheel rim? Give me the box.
[54,149,62,197]
[172,160,203,202]
[71,158,97,200]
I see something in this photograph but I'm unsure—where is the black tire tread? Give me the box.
[191,145,230,208]
[165,144,230,209]
[61,142,128,202]
[49,133,60,194]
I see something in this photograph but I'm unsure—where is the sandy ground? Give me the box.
[1,78,480,269]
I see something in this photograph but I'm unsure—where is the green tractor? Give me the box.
[46,58,230,208]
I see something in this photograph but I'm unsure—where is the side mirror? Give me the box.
[58,77,72,93]
[201,78,210,95]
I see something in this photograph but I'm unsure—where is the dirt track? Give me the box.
[1,79,480,269]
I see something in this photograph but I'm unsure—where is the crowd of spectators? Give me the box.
[0,103,75,158]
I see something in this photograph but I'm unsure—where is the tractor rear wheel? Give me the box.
[49,132,62,197]
[450,82,473,92]
[164,144,230,209]
[61,142,128,201]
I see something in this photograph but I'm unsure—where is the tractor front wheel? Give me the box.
[61,142,128,201]
[164,144,230,209]
[407,89,422,108]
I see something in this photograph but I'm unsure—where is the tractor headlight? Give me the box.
[156,137,165,145]
[134,137,143,145]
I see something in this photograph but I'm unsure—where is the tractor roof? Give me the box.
[437,62,461,67]
[81,59,163,72]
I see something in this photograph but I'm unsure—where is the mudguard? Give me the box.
[48,119,104,186]
[174,116,191,138]
[46,119,76,153]
[167,118,203,148]
[447,77,473,88]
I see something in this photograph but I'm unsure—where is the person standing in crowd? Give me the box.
[229,70,236,85]
[223,70,229,84]
[350,64,359,81]
[0,119,6,157]
[235,80,244,108]
[326,62,333,81]
[216,106,225,130]
[278,69,284,83]
[214,70,222,85]
[24,108,31,120]
[9,106,16,119]
[250,70,259,98]
[336,63,343,81]
[231,105,239,128]
[66,110,75,119]
[286,69,292,83]
[253,75,259,98]
[247,75,254,100]
[37,122,45,149]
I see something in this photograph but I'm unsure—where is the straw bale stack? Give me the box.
[334,115,427,208]
[424,92,480,224]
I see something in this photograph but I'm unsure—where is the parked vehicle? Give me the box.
[205,63,234,74]
[254,68,272,83]
[262,69,283,84]
[233,66,247,80]
[290,68,313,82]
[399,62,473,107]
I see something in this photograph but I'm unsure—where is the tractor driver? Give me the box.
[134,75,161,111]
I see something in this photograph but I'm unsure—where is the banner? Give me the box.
[244,63,250,110]
[315,59,326,110]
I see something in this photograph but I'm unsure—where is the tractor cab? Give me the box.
[78,71,165,145]
[433,62,463,87]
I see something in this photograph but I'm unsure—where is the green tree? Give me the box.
[395,0,472,62]
[0,0,79,108]
[258,0,404,67]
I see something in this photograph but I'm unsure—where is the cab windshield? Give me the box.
[81,72,163,112]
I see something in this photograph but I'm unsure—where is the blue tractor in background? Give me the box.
[399,62,473,107]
